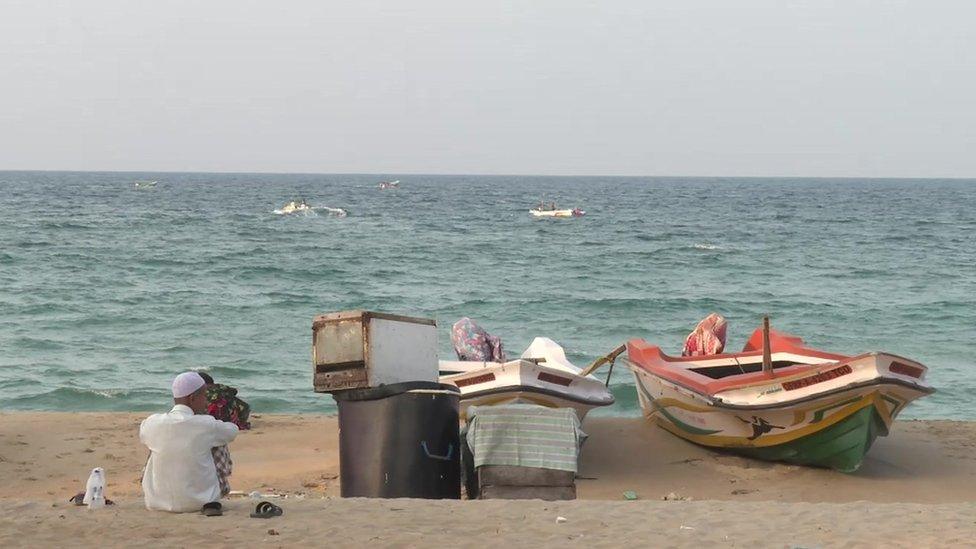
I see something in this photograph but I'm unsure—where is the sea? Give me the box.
[1,171,973,419]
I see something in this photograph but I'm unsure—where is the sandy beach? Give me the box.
[1,412,973,547]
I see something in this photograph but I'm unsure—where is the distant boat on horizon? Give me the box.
[134,180,157,189]
[530,201,584,218]
[274,199,312,215]
[378,179,400,190]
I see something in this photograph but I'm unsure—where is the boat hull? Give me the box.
[529,209,583,218]
[440,359,614,420]
[732,404,885,472]
[626,352,933,472]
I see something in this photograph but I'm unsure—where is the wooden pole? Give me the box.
[604,358,616,388]
[580,344,627,378]
[762,315,772,376]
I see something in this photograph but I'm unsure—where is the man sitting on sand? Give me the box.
[140,372,239,514]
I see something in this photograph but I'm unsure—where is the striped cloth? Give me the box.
[464,405,586,473]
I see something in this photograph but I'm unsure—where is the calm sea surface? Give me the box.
[1,172,973,418]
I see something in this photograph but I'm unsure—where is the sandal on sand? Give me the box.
[69,493,115,506]
[249,501,283,519]
[201,502,223,517]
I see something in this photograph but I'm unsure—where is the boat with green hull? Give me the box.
[734,403,886,473]
[623,324,934,472]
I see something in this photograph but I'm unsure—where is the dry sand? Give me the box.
[1,412,974,547]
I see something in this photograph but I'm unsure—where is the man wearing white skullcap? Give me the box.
[139,371,239,514]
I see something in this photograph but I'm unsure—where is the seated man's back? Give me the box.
[141,372,239,512]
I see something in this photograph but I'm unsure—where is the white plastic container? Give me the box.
[84,467,106,510]
[312,310,438,392]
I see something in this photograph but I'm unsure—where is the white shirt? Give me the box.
[140,404,239,512]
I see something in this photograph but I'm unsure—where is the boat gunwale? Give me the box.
[628,337,848,365]
[438,358,605,383]
[625,332,932,394]
[623,357,934,411]
[450,384,615,407]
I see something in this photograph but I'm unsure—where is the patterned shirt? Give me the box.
[211,445,232,496]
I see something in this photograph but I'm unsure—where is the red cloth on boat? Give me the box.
[451,317,506,362]
[682,313,728,356]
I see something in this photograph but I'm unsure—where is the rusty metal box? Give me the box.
[312,310,438,392]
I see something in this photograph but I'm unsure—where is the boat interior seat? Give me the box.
[626,338,845,395]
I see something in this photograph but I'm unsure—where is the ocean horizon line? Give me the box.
[2,168,975,182]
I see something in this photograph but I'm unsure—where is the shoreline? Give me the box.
[2,412,973,546]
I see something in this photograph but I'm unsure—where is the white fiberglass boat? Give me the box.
[378,180,400,189]
[529,206,584,218]
[440,337,614,420]
[134,180,157,188]
[275,200,313,215]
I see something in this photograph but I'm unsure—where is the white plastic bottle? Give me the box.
[83,467,106,510]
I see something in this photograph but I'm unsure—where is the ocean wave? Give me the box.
[15,240,54,248]
[9,336,68,350]
[39,220,97,230]
[0,386,166,411]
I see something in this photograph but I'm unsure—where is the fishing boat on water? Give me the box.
[274,200,313,215]
[619,316,934,472]
[378,179,400,189]
[134,180,157,188]
[438,319,613,419]
[529,202,584,218]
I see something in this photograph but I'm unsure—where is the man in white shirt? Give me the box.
[140,372,239,513]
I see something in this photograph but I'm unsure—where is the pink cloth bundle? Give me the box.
[682,313,728,356]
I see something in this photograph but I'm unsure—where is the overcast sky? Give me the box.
[1,1,974,177]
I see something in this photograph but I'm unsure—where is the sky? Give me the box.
[1,0,974,177]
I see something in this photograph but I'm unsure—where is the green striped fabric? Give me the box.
[465,405,586,472]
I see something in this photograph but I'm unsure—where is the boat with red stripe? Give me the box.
[619,320,934,472]
[440,337,615,420]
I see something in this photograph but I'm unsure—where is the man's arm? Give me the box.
[138,417,150,446]
[211,418,239,446]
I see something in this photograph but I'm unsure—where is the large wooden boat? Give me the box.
[622,327,934,472]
